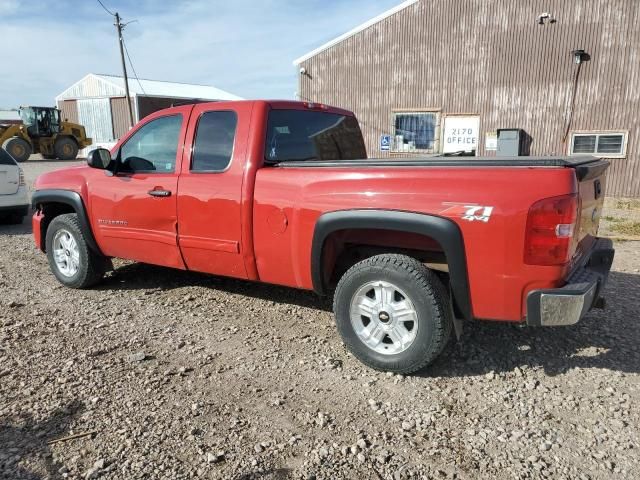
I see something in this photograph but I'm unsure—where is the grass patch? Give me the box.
[615,199,640,210]
[603,215,624,223]
[611,221,640,236]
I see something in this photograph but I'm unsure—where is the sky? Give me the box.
[0,0,402,107]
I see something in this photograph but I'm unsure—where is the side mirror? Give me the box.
[87,148,112,170]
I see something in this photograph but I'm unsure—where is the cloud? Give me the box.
[0,0,401,106]
[0,0,19,15]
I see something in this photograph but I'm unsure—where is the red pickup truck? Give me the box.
[32,100,614,373]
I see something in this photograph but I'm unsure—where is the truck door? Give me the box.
[88,106,192,269]
[176,102,252,278]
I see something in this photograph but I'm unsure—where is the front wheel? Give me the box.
[2,137,32,162]
[333,254,452,374]
[45,213,106,288]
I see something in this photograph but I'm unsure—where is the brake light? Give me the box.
[304,102,329,110]
[524,194,578,266]
[18,168,25,186]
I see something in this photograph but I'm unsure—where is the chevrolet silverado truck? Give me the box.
[31,100,615,373]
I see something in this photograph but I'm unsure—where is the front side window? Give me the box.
[191,111,237,172]
[265,109,366,163]
[120,115,182,173]
[393,111,440,153]
[570,132,627,157]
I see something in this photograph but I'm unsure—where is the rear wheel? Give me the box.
[45,213,106,288]
[2,137,32,162]
[54,137,79,160]
[333,254,452,374]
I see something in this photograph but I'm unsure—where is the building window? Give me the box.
[570,132,627,157]
[392,111,440,153]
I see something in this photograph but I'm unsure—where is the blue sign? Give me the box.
[380,134,391,151]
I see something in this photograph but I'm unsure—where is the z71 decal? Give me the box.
[440,204,494,223]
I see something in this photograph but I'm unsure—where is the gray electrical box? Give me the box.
[497,129,524,156]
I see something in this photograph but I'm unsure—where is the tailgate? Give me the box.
[575,159,609,256]
[0,164,20,196]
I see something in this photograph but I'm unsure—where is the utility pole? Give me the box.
[115,12,134,128]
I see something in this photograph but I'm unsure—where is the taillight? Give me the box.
[524,194,578,266]
[304,102,329,110]
[18,168,25,186]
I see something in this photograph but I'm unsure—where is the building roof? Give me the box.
[293,0,418,65]
[56,73,243,101]
[0,110,20,121]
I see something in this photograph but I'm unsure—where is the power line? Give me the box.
[96,0,115,16]
[96,1,139,126]
[122,37,147,96]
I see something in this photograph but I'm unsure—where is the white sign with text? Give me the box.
[443,116,480,154]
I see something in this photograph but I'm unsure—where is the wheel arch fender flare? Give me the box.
[32,189,102,255]
[311,209,473,321]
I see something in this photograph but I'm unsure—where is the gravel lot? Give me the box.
[1,160,639,479]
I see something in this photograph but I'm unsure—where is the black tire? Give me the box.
[45,213,106,288]
[54,137,79,160]
[333,254,452,374]
[2,137,32,162]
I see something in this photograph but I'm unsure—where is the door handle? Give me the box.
[148,189,172,198]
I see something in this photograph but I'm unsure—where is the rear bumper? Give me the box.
[0,186,29,209]
[0,204,28,216]
[526,238,615,326]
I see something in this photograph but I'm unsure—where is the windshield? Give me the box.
[19,108,35,126]
[265,109,367,163]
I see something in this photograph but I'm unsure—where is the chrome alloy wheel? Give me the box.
[349,280,419,355]
[52,229,80,277]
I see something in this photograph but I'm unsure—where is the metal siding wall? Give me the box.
[137,96,183,121]
[299,0,640,197]
[58,75,124,100]
[57,100,78,124]
[110,97,132,141]
[77,98,114,143]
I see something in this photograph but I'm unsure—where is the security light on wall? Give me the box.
[571,49,589,64]
[299,67,307,75]
[537,12,555,25]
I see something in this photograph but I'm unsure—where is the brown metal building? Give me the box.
[55,74,242,154]
[294,0,640,197]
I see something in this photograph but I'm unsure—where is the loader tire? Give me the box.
[54,137,79,160]
[2,137,32,162]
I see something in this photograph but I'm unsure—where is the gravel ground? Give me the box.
[0,161,639,479]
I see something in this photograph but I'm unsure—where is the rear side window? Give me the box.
[191,111,237,172]
[265,109,367,163]
[0,148,17,166]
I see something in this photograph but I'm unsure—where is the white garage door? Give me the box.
[77,98,114,143]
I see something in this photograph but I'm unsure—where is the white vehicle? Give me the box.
[0,148,29,224]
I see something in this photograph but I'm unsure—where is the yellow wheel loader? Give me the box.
[0,106,92,162]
